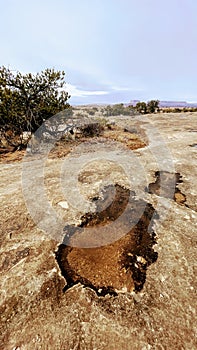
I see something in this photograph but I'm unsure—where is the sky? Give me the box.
[1,0,197,105]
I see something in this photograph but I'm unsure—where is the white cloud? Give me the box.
[111,86,131,92]
[66,83,109,98]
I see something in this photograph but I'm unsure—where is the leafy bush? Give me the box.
[135,100,159,114]
[147,100,160,113]
[80,122,104,137]
[135,102,147,114]
[0,66,70,148]
[103,104,135,116]
[84,109,96,115]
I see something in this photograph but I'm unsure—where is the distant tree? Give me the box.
[103,105,113,116]
[124,105,135,115]
[173,108,181,113]
[103,103,135,116]
[0,66,71,148]
[135,102,147,114]
[147,100,160,113]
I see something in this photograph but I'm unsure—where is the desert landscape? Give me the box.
[0,108,196,349]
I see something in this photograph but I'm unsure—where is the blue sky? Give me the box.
[1,0,197,105]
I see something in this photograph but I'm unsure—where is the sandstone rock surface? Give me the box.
[0,112,196,349]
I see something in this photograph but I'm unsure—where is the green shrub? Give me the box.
[80,122,104,137]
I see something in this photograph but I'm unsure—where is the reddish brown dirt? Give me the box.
[103,125,146,150]
[56,185,158,295]
[0,125,146,163]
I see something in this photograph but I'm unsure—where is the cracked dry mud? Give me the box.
[0,112,197,350]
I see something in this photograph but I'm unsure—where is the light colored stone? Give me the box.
[0,111,196,349]
[58,201,69,209]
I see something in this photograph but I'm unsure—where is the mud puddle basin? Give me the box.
[147,171,187,205]
[56,185,158,296]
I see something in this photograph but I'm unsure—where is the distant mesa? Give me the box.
[129,100,197,108]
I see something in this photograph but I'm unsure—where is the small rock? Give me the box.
[58,201,69,209]
[136,256,147,264]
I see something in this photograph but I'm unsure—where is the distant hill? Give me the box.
[129,100,197,108]
[74,101,197,109]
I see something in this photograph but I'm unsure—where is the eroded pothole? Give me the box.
[55,185,158,296]
[147,171,187,205]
